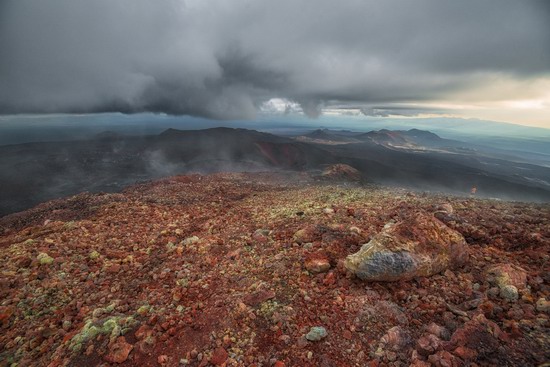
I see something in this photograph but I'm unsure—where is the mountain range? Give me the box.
[1,127,550,217]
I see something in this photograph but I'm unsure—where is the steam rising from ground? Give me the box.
[1,0,549,120]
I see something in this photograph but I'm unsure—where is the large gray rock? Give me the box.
[345,212,468,281]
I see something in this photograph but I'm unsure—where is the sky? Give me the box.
[0,0,549,127]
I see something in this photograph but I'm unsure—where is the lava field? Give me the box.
[0,172,549,366]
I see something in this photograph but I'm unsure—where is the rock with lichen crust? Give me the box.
[486,263,527,290]
[345,212,468,281]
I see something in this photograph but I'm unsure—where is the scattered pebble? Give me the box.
[305,326,328,341]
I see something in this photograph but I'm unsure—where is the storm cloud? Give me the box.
[0,0,549,119]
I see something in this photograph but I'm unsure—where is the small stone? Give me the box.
[293,227,317,244]
[104,336,133,364]
[454,346,477,360]
[425,323,450,341]
[428,351,460,367]
[106,263,121,273]
[37,252,54,265]
[536,298,550,313]
[62,320,72,331]
[182,236,200,246]
[137,305,150,316]
[210,347,228,366]
[222,334,231,346]
[305,326,328,341]
[89,250,100,260]
[380,326,410,350]
[158,355,168,364]
[436,203,454,214]
[486,263,527,290]
[416,333,442,356]
[385,351,397,362]
[296,336,309,348]
[487,287,500,298]
[92,308,105,319]
[305,257,330,274]
[342,330,352,340]
[449,314,501,353]
[500,285,519,302]
[253,229,270,242]
[323,271,336,286]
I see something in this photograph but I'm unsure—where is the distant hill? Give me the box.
[295,128,360,144]
[1,127,550,217]
[305,129,357,142]
[356,128,451,149]
[0,128,336,216]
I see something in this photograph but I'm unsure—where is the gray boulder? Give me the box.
[345,212,468,281]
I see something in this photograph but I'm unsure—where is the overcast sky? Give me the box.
[0,0,549,127]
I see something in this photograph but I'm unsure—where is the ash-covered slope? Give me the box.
[0,172,549,366]
[0,128,335,216]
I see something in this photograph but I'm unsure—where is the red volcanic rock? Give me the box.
[453,346,477,360]
[106,263,121,274]
[252,229,270,243]
[157,355,168,365]
[210,347,228,366]
[416,333,442,356]
[243,290,276,307]
[0,307,14,327]
[304,253,331,273]
[105,336,133,364]
[323,271,336,286]
[345,212,468,281]
[425,323,451,341]
[379,326,411,351]
[293,225,321,244]
[0,172,548,366]
[135,325,152,340]
[321,164,361,182]
[448,314,501,355]
[486,263,527,290]
[427,350,461,367]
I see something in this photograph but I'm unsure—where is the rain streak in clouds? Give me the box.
[0,0,549,120]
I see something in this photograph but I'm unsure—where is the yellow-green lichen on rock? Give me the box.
[37,253,54,265]
[89,250,100,260]
[69,315,137,352]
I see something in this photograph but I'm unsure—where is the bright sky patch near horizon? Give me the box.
[0,0,549,128]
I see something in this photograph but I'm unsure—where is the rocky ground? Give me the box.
[0,171,549,367]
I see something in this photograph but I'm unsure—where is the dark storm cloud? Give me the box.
[0,0,548,119]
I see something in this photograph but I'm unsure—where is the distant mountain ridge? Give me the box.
[1,127,550,217]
